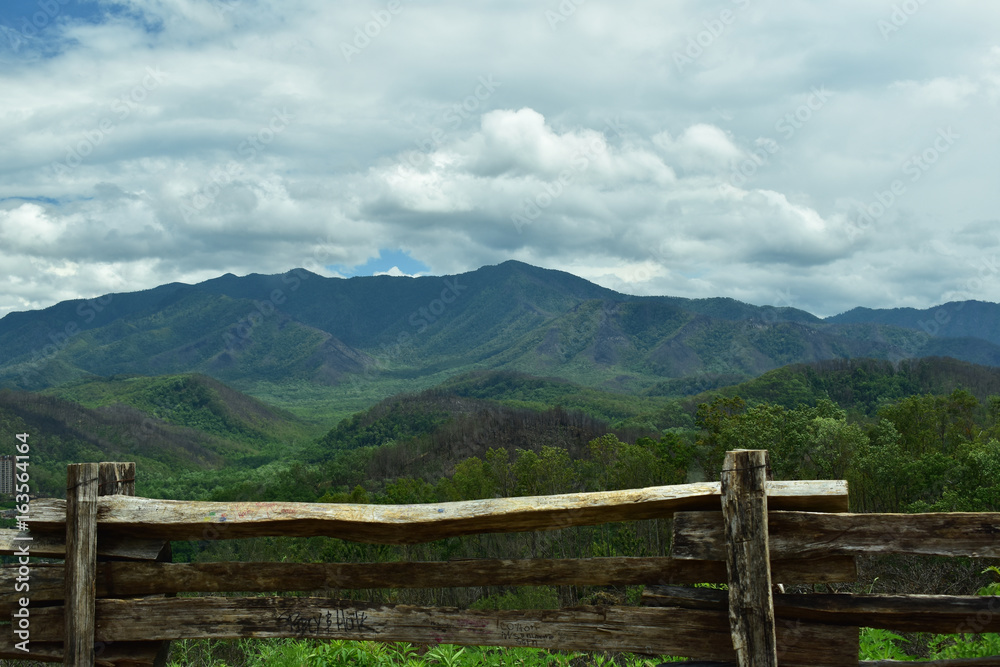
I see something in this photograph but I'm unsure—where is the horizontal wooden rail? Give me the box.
[643,586,1000,634]
[0,555,856,605]
[25,597,859,666]
[0,638,165,667]
[27,480,848,544]
[861,660,1000,666]
[0,529,166,560]
[673,511,1000,559]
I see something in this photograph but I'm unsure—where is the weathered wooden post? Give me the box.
[98,462,171,667]
[65,463,99,666]
[98,462,135,497]
[721,449,778,667]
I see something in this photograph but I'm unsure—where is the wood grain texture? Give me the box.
[98,461,170,667]
[776,592,1000,634]
[721,450,778,667]
[0,555,856,607]
[27,597,860,666]
[643,586,1000,634]
[0,528,166,560]
[673,511,1000,560]
[861,660,1000,666]
[0,634,164,666]
[64,462,99,666]
[98,462,135,498]
[27,480,849,544]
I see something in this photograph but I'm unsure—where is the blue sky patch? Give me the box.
[0,1,110,31]
[0,1,142,57]
[0,196,60,205]
[334,250,432,278]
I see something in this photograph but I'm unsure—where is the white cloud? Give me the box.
[0,0,998,320]
[653,124,743,174]
[374,266,420,278]
[889,77,980,108]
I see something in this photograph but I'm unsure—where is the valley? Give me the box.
[2,263,1000,663]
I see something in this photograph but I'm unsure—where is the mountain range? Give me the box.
[2,260,1000,420]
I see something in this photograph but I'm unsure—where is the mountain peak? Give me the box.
[2,262,1000,397]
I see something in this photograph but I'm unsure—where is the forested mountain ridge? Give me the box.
[828,300,1000,345]
[2,261,1000,415]
[673,356,1000,416]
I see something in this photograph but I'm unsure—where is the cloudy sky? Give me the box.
[1,0,998,319]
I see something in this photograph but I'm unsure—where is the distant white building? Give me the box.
[0,455,14,496]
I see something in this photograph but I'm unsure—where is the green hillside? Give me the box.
[0,388,267,497]
[4,262,1000,423]
[674,356,1000,417]
[435,370,668,425]
[45,372,319,442]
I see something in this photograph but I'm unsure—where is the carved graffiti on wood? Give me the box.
[276,607,378,637]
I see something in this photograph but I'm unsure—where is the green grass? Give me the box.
[165,639,683,666]
[858,569,1000,661]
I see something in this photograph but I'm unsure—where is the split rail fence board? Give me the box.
[0,554,858,606]
[0,636,166,667]
[861,660,1000,666]
[643,586,1000,634]
[26,479,849,544]
[0,528,168,560]
[672,510,1000,560]
[25,596,860,667]
[36,454,1000,665]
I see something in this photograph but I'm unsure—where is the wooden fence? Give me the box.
[1,449,999,666]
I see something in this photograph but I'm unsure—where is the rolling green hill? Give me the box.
[0,389,256,497]
[673,356,1000,418]
[44,373,319,442]
[435,369,668,425]
[1,373,321,499]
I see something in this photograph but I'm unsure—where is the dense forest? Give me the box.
[3,356,1000,663]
